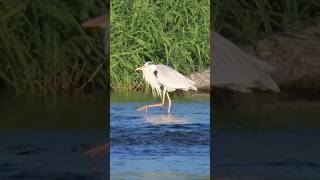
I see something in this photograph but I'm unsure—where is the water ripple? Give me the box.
[110,101,210,178]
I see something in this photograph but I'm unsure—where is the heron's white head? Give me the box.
[136,62,162,98]
[136,62,156,72]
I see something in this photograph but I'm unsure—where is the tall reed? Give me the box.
[111,0,210,92]
[1,0,319,95]
[212,0,320,42]
[0,0,105,96]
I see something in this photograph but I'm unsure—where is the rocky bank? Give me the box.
[191,20,320,94]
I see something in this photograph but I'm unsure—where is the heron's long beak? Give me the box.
[136,66,144,71]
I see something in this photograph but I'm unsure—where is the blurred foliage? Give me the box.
[0,0,106,96]
[1,0,320,95]
[212,0,320,42]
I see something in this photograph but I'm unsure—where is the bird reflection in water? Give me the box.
[143,114,190,125]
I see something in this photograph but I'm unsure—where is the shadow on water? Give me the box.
[0,96,108,180]
[110,96,210,180]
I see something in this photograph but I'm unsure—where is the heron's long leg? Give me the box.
[137,88,166,112]
[166,92,172,113]
[161,89,166,104]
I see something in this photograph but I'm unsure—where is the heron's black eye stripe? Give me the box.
[154,71,158,78]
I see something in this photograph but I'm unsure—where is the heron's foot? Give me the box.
[137,103,164,112]
[137,106,148,112]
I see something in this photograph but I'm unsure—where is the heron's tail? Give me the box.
[190,85,197,91]
[186,79,197,91]
[257,75,280,92]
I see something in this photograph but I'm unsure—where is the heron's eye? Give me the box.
[154,71,158,78]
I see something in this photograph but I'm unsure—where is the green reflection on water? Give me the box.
[0,93,209,130]
[214,101,320,131]
[110,92,209,102]
[0,96,107,130]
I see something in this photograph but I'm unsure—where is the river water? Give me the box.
[213,97,320,179]
[0,96,108,180]
[110,96,210,180]
[2,94,320,179]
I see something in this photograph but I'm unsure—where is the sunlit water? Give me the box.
[110,99,210,180]
[3,94,319,179]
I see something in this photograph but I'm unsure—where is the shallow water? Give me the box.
[214,103,320,179]
[2,94,319,179]
[110,99,210,180]
[0,96,108,180]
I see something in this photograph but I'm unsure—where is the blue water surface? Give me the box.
[110,100,210,180]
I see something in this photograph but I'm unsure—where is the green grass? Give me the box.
[0,0,106,96]
[1,0,320,96]
[212,0,320,43]
[111,0,210,92]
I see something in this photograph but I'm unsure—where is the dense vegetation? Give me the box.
[111,0,210,92]
[0,0,319,96]
[213,0,320,43]
[0,0,106,96]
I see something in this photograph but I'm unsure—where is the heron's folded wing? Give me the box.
[155,65,196,90]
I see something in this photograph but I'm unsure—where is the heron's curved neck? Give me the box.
[148,64,157,72]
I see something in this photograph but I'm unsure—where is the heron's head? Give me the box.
[136,62,156,72]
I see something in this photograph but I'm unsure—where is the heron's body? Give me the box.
[141,64,196,95]
[136,63,197,113]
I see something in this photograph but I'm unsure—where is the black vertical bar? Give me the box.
[106,0,110,179]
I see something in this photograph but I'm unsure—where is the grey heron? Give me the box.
[81,6,280,157]
[136,62,197,113]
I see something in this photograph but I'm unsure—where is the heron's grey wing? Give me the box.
[155,65,197,91]
[212,31,279,92]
